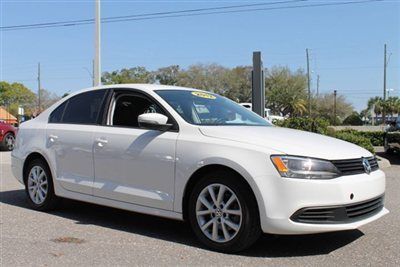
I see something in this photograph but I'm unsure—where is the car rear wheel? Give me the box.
[1,133,15,151]
[188,170,261,253]
[24,159,60,211]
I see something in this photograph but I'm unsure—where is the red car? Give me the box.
[0,121,17,151]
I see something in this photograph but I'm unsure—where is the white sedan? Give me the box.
[11,84,388,253]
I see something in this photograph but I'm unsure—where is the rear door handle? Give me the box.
[49,134,58,142]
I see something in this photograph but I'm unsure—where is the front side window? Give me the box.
[156,90,271,126]
[62,90,106,124]
[110,93,166,128]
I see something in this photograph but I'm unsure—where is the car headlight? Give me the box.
[271,155,340,179]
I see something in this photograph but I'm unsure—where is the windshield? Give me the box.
[156,90,271,126]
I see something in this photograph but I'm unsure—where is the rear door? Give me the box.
[46,90,107,195]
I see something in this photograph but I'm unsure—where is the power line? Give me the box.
[1,0,384,32]
[1,0,305,30]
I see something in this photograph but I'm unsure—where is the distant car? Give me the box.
[0,120,17,151]
[239,103,285,122]
[12,84,388,253]
[384,116,400,154]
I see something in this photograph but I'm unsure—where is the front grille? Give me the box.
[291,195,384,224]
[331,157,379,176]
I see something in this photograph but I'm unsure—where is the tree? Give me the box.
[155,65,180,85]
[223,66,252,103]
[176,63,230,96]
[343,112,363,126]
[101,67,155,84]
[385,97,400,118]
[0,81,36,117]
[39,88,61,110]
[265,67,307,116]
[313,93,354,124]
[367,96,383,124]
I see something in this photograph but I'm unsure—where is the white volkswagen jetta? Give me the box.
[12,84,388,252]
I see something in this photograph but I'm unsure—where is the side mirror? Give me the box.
[138,113,173,131]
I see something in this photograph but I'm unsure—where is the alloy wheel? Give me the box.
[27,166,48,205]
[195,183,242,243]
[5,135,15,150]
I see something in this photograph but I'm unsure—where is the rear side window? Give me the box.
[49,101,67,123]
[61,90,106,124]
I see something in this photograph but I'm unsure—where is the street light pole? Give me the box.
[94,0,101,87]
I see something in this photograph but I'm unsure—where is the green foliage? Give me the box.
[332,131,374,153]
[155,65,180,85]
[274,117,330,135]
[313,93,354,125]
[342,112,363,126]
[366,96,400,125]
[0,81,36,116]
[265,67,308,117]
[334,129,384,146]
[386,132,400,144]
[102,67,155,84]
[275,118,377,153]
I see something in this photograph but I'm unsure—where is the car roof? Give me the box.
[90,84,201,92]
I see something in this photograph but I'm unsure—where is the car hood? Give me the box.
[199,126,372,160]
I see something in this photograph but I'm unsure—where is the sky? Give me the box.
[1,0,399,111]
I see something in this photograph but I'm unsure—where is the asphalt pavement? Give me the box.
[1,151,399,266]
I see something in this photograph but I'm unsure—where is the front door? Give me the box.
[93,91,178,210]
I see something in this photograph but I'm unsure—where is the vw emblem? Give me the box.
[362,158,372,174]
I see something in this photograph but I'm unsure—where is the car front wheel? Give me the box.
[188,170,261,253]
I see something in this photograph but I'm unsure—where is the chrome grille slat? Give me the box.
[332,157,379,176]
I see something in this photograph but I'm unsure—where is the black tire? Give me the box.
[384,137,394,154]
[188,170,261,253]
[24,158,60,211]
[1,132,15,151]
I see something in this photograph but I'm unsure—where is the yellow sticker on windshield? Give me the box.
[191,91,216,99]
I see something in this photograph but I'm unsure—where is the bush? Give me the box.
[274,117,330,134]
[332,131,375,154]
[335,129,384,146]
[275,118,377,153]
[342,113,363,126]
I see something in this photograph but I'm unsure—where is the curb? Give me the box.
[376,156,391,169]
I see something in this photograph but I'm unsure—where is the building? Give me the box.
[0,107,18,124]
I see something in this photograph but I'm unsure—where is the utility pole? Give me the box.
[316,74,320,97]
[306,48,311,117]
[37,62,41,113]
[252,51,265,117]
[94,0,101,86]
[92,59,95,86]
[333,90,337,125]
[382,44,387,125]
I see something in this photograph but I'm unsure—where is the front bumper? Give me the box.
[258,169,388,234]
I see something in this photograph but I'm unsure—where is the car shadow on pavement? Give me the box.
[0,189,363,257]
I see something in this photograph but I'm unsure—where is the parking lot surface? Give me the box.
[1,151,399,266]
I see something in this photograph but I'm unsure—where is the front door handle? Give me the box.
[95,138,108,147]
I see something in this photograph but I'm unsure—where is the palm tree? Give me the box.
[367,97,383,125]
